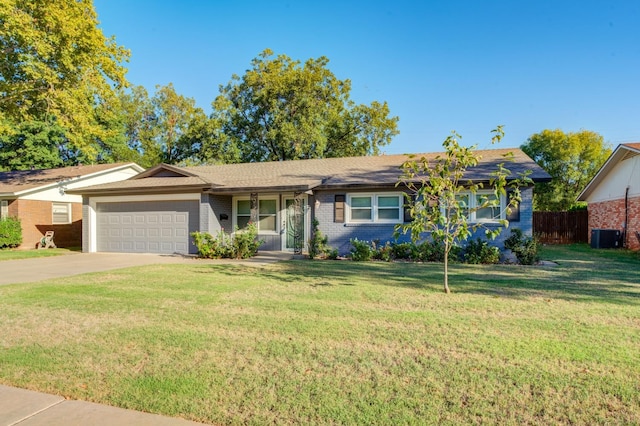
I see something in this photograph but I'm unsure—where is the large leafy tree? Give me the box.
[0,0,129,158]
[396,127,531,293]
[0,120,67,170]
[115,84,208,167]
[521,129,611,211]
[211,49,399,162]
[152,83,208,164]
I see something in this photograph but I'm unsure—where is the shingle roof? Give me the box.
[622,142,640,151]
[0,163,139,195]
[72,148,550,195]
[194,148,548,191]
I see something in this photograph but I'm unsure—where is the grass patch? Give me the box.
[0,244,638,424]
[0,247,80,261]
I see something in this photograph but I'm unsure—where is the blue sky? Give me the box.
[93,0,640,154]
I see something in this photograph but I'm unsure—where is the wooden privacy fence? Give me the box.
[533,210,589,244]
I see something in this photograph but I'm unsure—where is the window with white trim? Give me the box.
[0,200,8,219]
[258,199,277,232]
[52,202,72,224]
[347,193,403,223]
[236,199,251,229]
[234,197,278,233]
[475,193,501,221]
[442,191,504,223]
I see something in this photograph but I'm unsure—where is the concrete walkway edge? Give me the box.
[0,385,206,425]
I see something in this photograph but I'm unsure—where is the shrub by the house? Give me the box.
[349,238,373,261]
[349,239,464,263]
[192,223,263,259]
[504,229,540,265]
[0,217,22,249]
[463,238,500,264]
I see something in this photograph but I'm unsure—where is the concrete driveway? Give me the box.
[0,251,292,285]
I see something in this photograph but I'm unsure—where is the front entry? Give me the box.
[283,196,308,252]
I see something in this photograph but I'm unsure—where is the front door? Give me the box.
[283,196,307,252]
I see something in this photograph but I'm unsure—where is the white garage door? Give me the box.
[96,200,199,254]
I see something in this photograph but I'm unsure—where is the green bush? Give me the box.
[371,240,393,262]
[504,229,540,265]
[0,217,22,249]
[349,238,373,261]
[192,222,263,259]
[325,248,339,260]
[409,240,461,263]
[463,238,500,264]
[390,242,413,260]
[308,219,336,259]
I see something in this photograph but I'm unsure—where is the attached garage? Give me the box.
[96,200,199,254]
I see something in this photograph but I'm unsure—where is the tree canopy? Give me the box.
[0,2,397,168]
[211,49,399,162]
[0,0,130,161]
[521,129,611,211]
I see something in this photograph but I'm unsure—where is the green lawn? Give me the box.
[0,244,638,425]
[0,247,79,261]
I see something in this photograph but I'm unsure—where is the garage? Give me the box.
[96,200,199,254]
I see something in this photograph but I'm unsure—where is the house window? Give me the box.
[350,196,372,221]
[442,191,504,223]
[0,200,8,219]
[347,193,403,223]
[234,197,278,233]
[475,193,501,221]
[258,199,277,232]
[236,199,251,229]
[52,202,72,224]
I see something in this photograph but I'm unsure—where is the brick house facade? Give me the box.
[587,197,640,251]
[578,143,640,251]
[5,199,83,249]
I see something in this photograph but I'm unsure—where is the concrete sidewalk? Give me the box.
[0,251,293,285]
[0,385,206,425]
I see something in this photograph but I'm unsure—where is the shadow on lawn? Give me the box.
[192,245,640,305]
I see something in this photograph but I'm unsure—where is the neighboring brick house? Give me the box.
[70,148,550,256]
[577,143,640,250]
[0,163,143,249]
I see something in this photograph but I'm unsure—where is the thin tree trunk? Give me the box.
[443,242,450,293]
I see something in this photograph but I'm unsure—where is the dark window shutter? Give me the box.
[506,190,520,222]
[334,195,345,223]
[403,194,414,223]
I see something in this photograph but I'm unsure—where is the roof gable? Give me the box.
[131,163,199,179]
[0,163,143,196]
[577,143,640,201]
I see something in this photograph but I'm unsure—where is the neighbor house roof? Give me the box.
[0,163,144,197]
[70,148,550,196]
[577,143,640,201]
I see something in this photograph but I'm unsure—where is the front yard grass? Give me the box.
[0,247,79,261]
[0,244,638,424]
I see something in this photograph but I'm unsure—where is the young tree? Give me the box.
[395,127,531,293]
[0,0,130,157]
[211,49,399,162]
[521,129,611,211]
